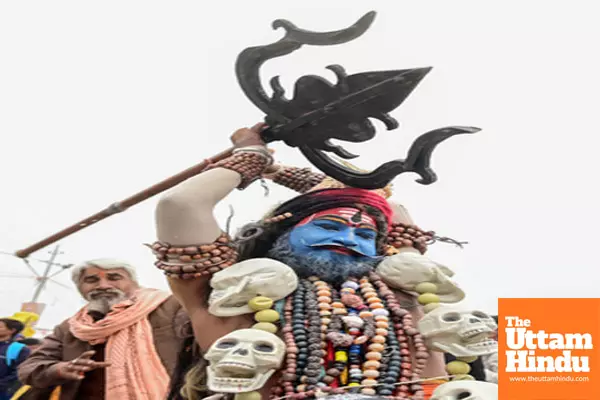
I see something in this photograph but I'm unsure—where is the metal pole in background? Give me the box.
[31,245,61,302]
[1,246,75,336]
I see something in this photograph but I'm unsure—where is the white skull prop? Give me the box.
[209,258,298,317]
[205,329,285,393]
[376,250,465,303]
[430,380,498,400]
[418,305,497,357]
[481,351,498,384]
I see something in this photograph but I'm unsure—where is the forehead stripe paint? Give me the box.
[318,216,348,224]
[332,208,373,223]
[357,223,377,231]
[317,208,374,224]
[297,207,376,227]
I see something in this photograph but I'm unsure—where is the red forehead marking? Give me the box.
[83,268,107,280]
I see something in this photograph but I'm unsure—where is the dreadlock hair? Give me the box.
[179,360,210,400]
[167,336,211,400]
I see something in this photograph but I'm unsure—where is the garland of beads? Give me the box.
[148,233,237,279]
[300,280,326,392]
[276,275,430,400]
[315,282,338,389]
[234,294,283,400]
[369,272,428,400]
[414,282,476,382]
[357,277,388,396]
[250,295,281,334]
[278,296,298,398]
[387,223,434,255]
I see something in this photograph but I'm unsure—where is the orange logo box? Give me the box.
[498,298,600,400]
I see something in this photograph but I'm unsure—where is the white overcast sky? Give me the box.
[1,1,598,333]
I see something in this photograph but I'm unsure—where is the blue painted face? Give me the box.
[288,214,378,262]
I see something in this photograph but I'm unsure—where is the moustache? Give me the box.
[88,289,123,298]
[308,243,383,260]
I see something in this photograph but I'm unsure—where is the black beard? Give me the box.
[266,231,380,284]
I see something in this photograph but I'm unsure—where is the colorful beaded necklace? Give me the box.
[270,273,431,400]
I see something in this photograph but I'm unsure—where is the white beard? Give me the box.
[86,289,128,316]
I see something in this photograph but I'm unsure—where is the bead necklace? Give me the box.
[237,289,285,400]
[369,272,428,399]
[291,283,308,387]
[280,296,297,397]
[357,277,387,396]
[323,286,344,389]
[276,274,429,400]
[300,280,326,391]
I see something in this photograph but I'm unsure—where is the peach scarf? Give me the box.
[69,288,171,400]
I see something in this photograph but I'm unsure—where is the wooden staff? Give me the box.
[14,147,235,258]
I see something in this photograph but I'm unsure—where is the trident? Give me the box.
[15,11,479,258]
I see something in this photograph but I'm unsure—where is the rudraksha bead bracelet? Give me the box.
[270,166,326,193]
[148,233,238,279]
[212,146,273,189]
[386,222,434,255]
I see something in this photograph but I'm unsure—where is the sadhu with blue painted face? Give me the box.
[151,124,497,400]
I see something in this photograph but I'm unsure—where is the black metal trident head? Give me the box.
[235,11,480,190]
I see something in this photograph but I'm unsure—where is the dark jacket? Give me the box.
[1,340,31,395]
[18,296,190,400]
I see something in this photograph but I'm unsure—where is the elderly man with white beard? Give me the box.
[17,259,191,400]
